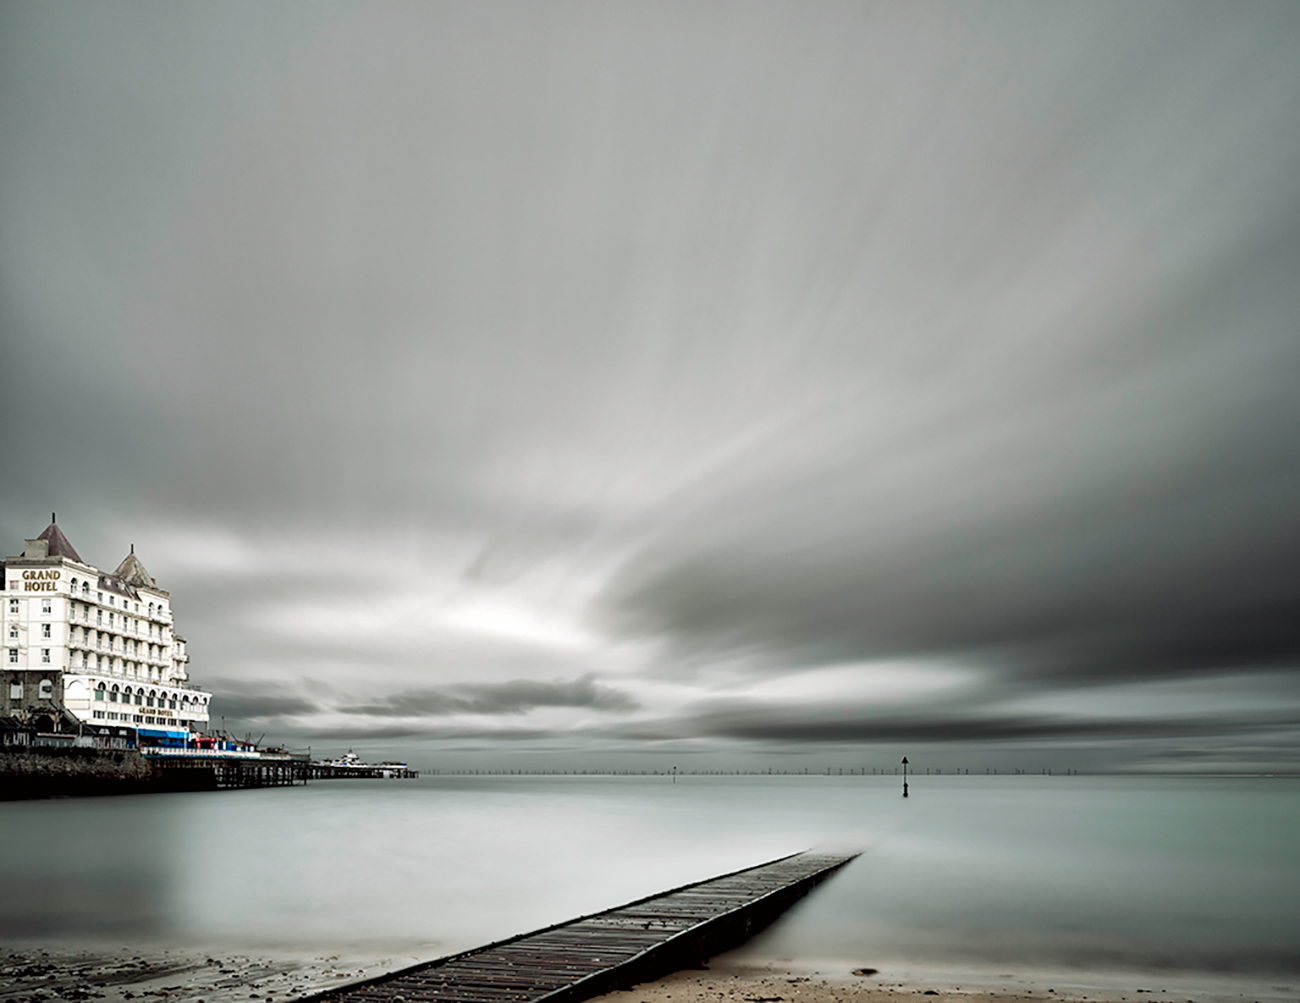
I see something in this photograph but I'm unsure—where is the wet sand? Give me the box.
[588,956,1300,1003]
[0,943,420,1003]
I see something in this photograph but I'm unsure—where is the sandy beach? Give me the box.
[0,942,420,1003]
[3,944,1296,1003]
[586,955,1300,1003]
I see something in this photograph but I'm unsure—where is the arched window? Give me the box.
[95,682,105,701]
[82,581,89,596]
[71,577,78,590]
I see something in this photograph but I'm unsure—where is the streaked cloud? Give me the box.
[2,1,1298,769]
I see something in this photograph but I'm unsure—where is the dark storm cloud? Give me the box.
[302,724,559,742]
[606,232,1300,687]
[616,707,1300,745]
[204,682,321,721]
[347,674,638,718]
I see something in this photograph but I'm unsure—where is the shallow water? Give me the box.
[1,775,1296,975]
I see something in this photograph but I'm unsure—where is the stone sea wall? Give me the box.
[0,745,215,798]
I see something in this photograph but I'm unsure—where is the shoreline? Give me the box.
[588,953,1300,1003]
[2,943,1295,1003]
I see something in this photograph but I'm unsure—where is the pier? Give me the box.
[306,761,420,780]
[143,750,419,788]
[309,849,857,1003]
[142,749,308,789]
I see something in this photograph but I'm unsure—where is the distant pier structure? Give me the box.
[140,747,418,790]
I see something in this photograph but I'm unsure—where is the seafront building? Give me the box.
[2,517,211,745]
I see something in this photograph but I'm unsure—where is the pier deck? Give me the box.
[311,850,857,1003]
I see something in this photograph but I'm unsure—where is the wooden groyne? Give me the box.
[308,849,857,1003]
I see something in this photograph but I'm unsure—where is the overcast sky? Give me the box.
[2,1,1298,771]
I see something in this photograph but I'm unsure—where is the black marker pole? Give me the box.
[901,756,909,798]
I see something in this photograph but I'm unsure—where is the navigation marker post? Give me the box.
[901,756,909,798]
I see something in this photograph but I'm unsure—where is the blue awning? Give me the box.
[138,728,188,739]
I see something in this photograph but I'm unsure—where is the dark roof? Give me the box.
[36,522,84,564]
[114,551,156,588]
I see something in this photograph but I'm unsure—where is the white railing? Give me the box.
[140,747,264,759]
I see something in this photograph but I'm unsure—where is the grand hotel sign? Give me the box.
[21,569,61,592]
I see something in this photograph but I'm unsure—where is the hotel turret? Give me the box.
[2,516,212,745]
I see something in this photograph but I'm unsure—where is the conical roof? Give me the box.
[114,547,156,588]
[36,521,84,563]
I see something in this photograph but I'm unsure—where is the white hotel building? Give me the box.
[2,518,211,742]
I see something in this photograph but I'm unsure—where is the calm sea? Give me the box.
[2,775,1296,976]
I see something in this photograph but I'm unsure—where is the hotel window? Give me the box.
[95,686,105,701]
[7,626,15,639]
[169,698,177,709]
[93,710,104,719]
[97,592,103,602]
[82,582,89,596]
[108,613,115,627]
[109,689,118,702]
[7,649,16,664]
[41,649,50,663]
[42,624,51,638]
[41,598,51,614]
[134,693,143,705]
[39,678,52,699]
[71,578,78,590]
[8,599,17,613]
[97,610,102,625]
[109,596,115,607]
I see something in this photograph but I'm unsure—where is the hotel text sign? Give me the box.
[22,569,61,592]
